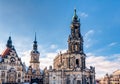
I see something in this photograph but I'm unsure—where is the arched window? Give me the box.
[76,59,79,67]
[18,72,21,77]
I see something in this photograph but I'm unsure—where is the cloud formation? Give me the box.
[80,12,88,18]
[108,42,117,47]
[86,53,120,79]
[50,44,57,49]
[84,30,95,48]
[0,43,5,55]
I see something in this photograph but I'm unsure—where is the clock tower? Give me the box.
[30,33,40,71]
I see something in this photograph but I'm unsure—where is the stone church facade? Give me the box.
[0,9,95,84]
[43,9,95,84]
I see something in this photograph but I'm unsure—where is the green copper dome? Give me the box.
[6,36,12,48]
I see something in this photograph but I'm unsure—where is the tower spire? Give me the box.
[33,33,37,51]
[35,32,36,42]
[6,36,12,48]
[68,9,83,54]
[74,8,77,16]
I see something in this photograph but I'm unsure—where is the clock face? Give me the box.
[10,57,16,62]
[34,55,37,60]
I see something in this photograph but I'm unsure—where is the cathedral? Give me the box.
[43,9,95,84]
[0,9,95,84]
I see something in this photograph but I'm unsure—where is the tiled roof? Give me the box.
[1,48,10,58]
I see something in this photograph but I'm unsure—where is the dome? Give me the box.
[112,70,120,75]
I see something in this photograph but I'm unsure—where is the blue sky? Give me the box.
[0,0,120,78]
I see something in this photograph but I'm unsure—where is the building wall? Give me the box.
[99,71,120,84]
[0,57,25,83]
[43,52,95,84]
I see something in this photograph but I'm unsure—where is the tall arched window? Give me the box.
[18,72,21,77]
[76,59,79,67]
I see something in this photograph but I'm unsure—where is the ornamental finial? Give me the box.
[72,9,78,21]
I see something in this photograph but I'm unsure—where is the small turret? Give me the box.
[6,36,12,48]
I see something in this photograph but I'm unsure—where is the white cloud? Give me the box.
[56,49,67,53]
[84,30,95,48]
[85,30,94,38]
[50,44,57,49]
[40,49,67,69]
[20,50,31,67]
[80,12,88,18]
[108,42,117,47]
[0,43,5,55]
[86,53,120,79]
[40,52,57,69]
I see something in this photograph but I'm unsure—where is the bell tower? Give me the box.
[68,9,86,70]
[68,9,83,54]
[30,33,40,71]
